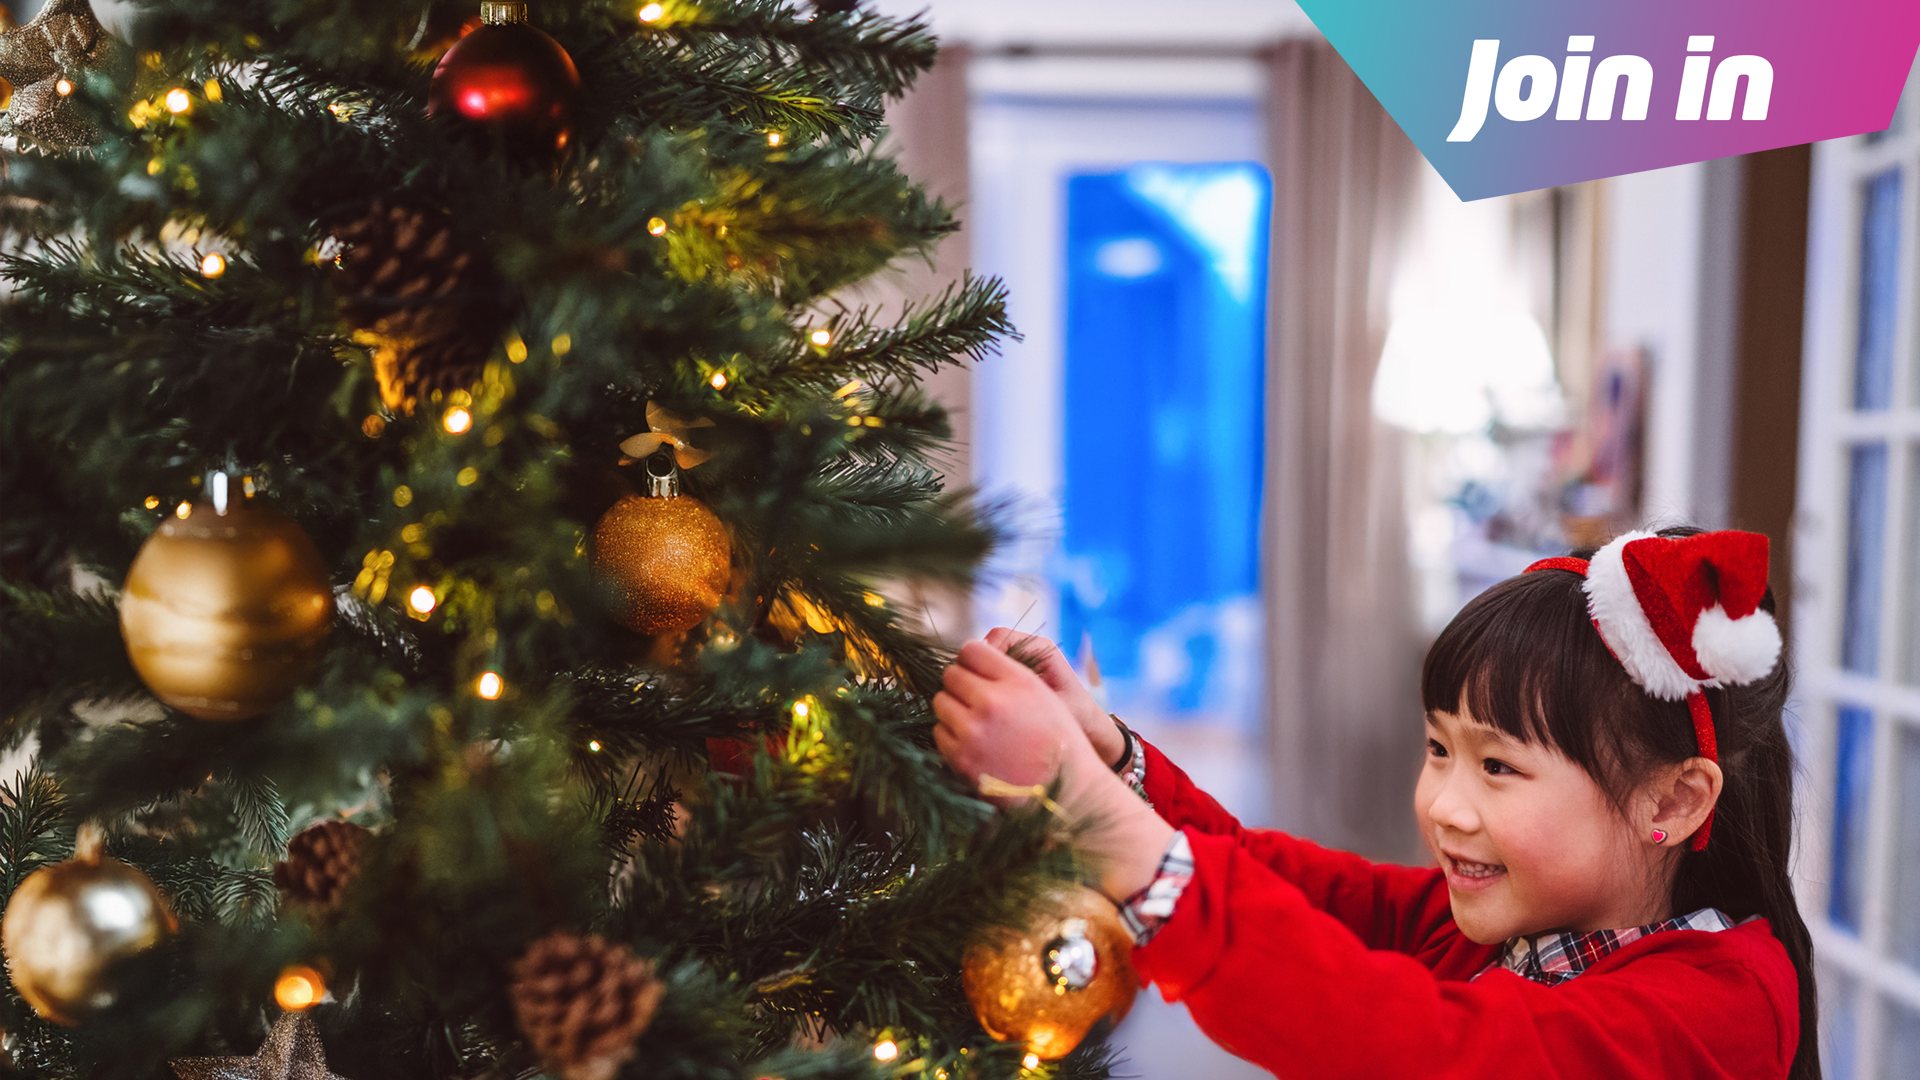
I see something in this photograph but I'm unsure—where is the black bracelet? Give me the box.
[1109,714,1135,774]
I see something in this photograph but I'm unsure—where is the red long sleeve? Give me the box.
[1131,741,1799,1079]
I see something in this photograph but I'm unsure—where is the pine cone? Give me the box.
[330,199,503,415]
[511,932,665,1080]
[272,820,370,911]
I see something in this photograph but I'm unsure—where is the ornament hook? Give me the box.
[644,449,679,498]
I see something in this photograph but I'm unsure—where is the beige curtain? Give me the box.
[1262,41,1426,862]
[870,45,974,645]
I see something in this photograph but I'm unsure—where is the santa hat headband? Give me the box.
[1524,530,1782,850]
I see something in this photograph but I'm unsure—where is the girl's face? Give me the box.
[1414,705,1665,944]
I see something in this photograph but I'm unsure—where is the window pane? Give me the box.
[1904,445,1920,686]
[1886,995,1920,1080]
[1854,168,1901,411]
[1896,724,1920,968]
[1822,964,1860,1080]
[1832,705,1875,934]
[1844,444,1890,675]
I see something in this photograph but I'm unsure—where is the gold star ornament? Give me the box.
[169,1012,353,1080]
[0,0,122,150]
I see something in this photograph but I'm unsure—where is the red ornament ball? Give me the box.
[427,2,580,157]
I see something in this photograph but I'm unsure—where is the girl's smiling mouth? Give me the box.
[1444,853,1509,890]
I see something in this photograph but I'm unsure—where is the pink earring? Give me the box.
[1651,829,1669,845]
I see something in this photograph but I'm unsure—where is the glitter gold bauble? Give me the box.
[590,477,730,636]
[0,0,122,150]
[961,885,1139,1061]
[2,852,177,1025]
[119,499,334,721]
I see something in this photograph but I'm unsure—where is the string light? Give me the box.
[144,496,160,510]
[199,252,226,278]
[551,333,572,356]
[476,672,503,700]
[204,79,223,102]
[639,2,664,21]
[273,966,326,1011]
[362,414,387,438]
[393,485,413,507]
[709,371,728,390]
[872,1040,898,1062]
[793,701,811,719]
[443,407,473,434]
[165,88,192,114]
[766,131,783,147]
[588,740,602,752]
[408,586,436,615]
[809,328,832,347]
[175,501,192,519]
[55,78,73,96]
[506,334,529,363]
[1023,1053,1041,1070]
[648,217,668,236]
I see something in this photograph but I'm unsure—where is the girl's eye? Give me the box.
[1427,739,1448,758]
[1483,758,1517,776]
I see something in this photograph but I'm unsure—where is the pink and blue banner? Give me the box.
[1295,1,1920,200]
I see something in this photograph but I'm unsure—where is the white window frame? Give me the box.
[1795,58,1920,1078]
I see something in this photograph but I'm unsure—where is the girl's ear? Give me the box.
[1647,757,1724,845]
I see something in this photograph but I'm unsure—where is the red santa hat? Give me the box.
[1526,529,1781,849]
[1582,530,1782,701]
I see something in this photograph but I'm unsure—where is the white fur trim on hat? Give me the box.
[1693,603,1782,686]
[1582,531,1700,701]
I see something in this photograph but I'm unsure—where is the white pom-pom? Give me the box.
[1693,604,1782,686]
[1584,531,1699,700]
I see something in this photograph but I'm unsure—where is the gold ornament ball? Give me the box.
[961,885,1140,1060]
[1,855,177,1025]
[590,493,731,635]
[119,500,334,721]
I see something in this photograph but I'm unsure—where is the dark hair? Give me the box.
[1420,526,1818,1080]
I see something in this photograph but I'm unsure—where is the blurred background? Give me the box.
[856,1,1920,1076]
[6,0,1917,1075]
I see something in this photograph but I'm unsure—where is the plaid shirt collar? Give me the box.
[1483,908,1735,986]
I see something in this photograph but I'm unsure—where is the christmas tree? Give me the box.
[0,2,1130,1078]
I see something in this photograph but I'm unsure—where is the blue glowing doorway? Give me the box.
[1058,164,1270,725]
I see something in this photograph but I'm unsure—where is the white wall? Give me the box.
[870,0,1317,47]
[1602,162,1722,527]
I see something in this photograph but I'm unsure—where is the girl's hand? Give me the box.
[933,640,1106,795]
[981,628,1127,768]
[934,638,1176,904]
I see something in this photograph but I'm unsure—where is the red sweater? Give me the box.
[1130,741,1800,1079]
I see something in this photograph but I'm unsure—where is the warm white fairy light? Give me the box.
[809,328,832,347]
[443,407,473,434]
[175,501,192,519]
[639,3,664,22]
[55,79,73,96]
[408,586,437,615]
[165,88,192,114]
[200,252,226,278]
[1023,1053,1041,1070]
[709,371,728,389]
[872,1040,898,1062]
[588,740,603,752]
[793,701,811,719]
[476,672,503,700]
[648,217,668,236]
[766,131,783,147]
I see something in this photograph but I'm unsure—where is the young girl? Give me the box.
[933,527,1817,1079]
